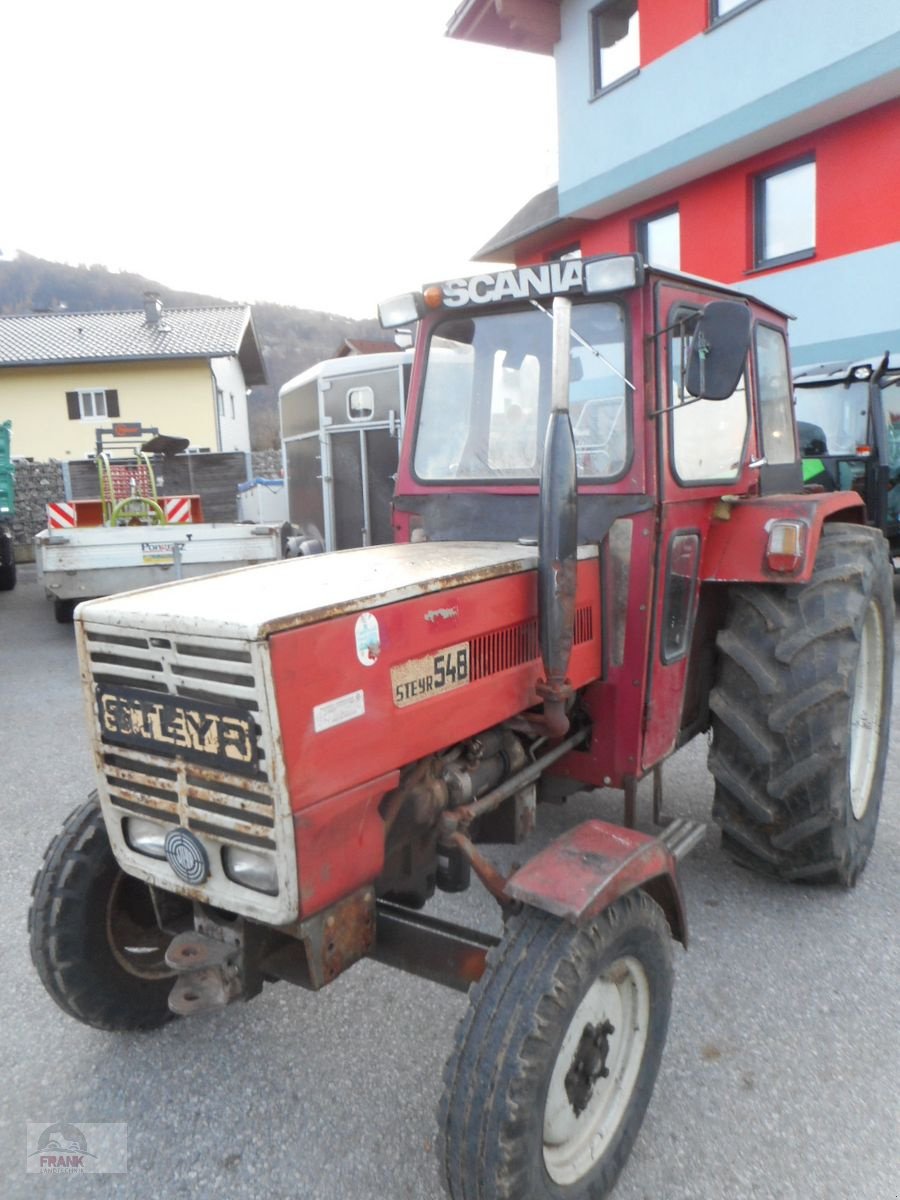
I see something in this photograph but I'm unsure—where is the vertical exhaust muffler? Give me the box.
[537,296,578,739]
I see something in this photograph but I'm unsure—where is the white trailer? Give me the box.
[279,350,411,553]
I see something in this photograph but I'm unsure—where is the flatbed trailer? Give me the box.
[33,423,284,620]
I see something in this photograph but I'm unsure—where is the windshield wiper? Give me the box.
[529,300,635,392]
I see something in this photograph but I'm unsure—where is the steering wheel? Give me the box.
[109,497,166,526]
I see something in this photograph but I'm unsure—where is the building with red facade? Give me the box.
[448,0,900,364]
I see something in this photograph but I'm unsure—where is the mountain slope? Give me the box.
[0,252,385,448]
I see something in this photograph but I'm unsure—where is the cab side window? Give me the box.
[669,308,749,483]
[755,324,796,464]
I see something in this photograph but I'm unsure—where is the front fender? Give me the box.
[505,820,687,946]
[701,491,864,585]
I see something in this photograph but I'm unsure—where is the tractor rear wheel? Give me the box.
[29,795,182,1030]
[438,890,672,1200]
[710,523,893,885]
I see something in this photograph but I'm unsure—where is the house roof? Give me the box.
[0,304,267,385]
[446,0,559,55]
[474,183,592,261]
[334,338,401,358]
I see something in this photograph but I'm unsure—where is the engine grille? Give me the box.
[469,605,594,682]
[81,621,294,921]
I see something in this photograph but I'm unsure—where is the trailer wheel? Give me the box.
[53,598,76,623]
[0,531,15,591]
[438,890,672,1200]
[710,523,893,886]
[29,795,182,1031]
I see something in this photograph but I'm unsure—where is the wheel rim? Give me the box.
[106,872,175,980]
[849,599,885,821]
[543,956,650,1185]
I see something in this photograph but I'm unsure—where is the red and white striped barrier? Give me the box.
[47,501,77,530]
[163,496,193,524]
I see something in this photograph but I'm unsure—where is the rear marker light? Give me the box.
[766,520,806,573]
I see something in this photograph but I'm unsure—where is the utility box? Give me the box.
[279,351,411,552]
[237,477,288,524]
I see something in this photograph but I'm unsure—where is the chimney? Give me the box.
[143,292,163,325]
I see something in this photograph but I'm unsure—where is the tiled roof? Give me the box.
[0,305,256,370]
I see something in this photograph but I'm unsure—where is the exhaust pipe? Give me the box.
[537,296,578,738]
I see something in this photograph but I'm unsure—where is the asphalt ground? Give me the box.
[1,563,898,1199]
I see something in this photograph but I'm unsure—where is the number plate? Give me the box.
[391,642,470,708]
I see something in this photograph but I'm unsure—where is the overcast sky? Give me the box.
[5,0,557,317]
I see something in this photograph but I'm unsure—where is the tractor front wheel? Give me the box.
[29,796,183,1030]
[438,890,672,1200]
[710,523,893,885]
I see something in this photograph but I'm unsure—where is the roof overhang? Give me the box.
[446,0,560,55]
[473,184,593,262]
[238,312,267,386]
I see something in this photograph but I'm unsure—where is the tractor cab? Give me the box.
[794,352,900,561]
[383,254,800,549]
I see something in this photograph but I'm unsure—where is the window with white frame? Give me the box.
[591,0,639,94]
[347,386,375,421]
[638,209,680,270]
[65,387,119,420]
[754,157,816,268]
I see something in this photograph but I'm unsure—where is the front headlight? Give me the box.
[222,846,279,895]
[124,816,168,859]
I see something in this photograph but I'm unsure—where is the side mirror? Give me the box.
[685,301,751,400]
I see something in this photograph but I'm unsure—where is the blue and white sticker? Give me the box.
[355,612,381,666]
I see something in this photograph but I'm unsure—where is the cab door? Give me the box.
[641,282,756,769]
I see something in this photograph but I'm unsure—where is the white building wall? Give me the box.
[210,356,251,453]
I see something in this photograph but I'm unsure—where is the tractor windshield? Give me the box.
[413,300,629,483]
[794,381,869,457]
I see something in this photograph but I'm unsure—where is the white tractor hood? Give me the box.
[77,541,598,641]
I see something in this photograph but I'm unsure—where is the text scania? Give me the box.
[441,260,584,307]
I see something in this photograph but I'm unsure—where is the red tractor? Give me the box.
[30,255,892,1200]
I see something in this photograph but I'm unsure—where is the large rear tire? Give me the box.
[438,890,672,1200]
[29,796,180,1030]
[709,523,893,885]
